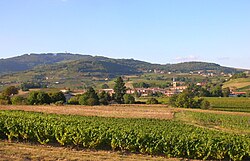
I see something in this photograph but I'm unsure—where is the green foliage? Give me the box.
[204,97,250,112]
[54,101,64,106]
[49,91,66,103]
[79,87,99,106]
[113,77,126,104]
[21,82,43,91]
[146,98,159,104]
[210,85,223,97]
[177,111,250,134]
[199,99,211,109]
[231,73,247,79]
[0,95,11,105]
[133,82,150,88]
[98,91,111,105]
[11,96,27,105]
[123,94,135,104]
[101,84,110,89]
[2,86,18,97]
[170,93,210,109]
[27,91,51,105]
[67,96,80,105]
[222,87,230,97]
[0,110,249,160]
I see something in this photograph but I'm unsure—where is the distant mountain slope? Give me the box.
[166,61,239,73]
[0,53,245,76]
[0,53,91,73]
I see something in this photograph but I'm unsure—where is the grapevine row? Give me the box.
[0,110,249,160]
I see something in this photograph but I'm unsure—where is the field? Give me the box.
[0,141,177,161]
[0,105,250,160]
[204,97,250,112]
[223,77,250,91]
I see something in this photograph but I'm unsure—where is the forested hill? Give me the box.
[0,53,245,76]
[0,53,91,73]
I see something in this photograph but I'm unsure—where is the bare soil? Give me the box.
[0,104,174,120]
[0,140,193,161]
[1,104,250,120]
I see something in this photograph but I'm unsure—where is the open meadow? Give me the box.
[0,104,250,160]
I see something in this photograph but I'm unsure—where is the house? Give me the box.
[99,89,115,95]
[230,91,246,97]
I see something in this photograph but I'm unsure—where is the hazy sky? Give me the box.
[0,0,250,69]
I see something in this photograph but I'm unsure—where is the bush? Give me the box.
[169,92,207,109]
[123,94,135,104]
[49,91,66,103]
[146,98,159,104]
[200,99,211,109]
[67,96,80,105]
[11,96,27,105]
[79,87,99,106]
[98,91,111,105]
[54,101,64,106]
[27,91,51,105]
[0,95,11,105]
[2,86,18,97]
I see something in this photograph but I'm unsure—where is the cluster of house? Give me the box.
[99,81,188,97]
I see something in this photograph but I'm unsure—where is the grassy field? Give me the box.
[204,97,250,112]
[223,77,250,91]
[175,110,250,134]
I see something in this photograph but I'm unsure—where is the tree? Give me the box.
[98,91,111,105]
[146,98,159,104]
[123,94,135,104]
[231,73,247,79]
[199,99,211,109]
[27,91,38,105]
[79,87,99,106]
[27,91,51,105]
[67,94,81,105]
[0,94,11,105]
[11,96,27,105]
[36,91,51,104]
[210,85,223,97]
[2,86,18,97]
[113,77,126,104]
[175,92,197,108]
[222,87,230,97]
[49,91,66,103]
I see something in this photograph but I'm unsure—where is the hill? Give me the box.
[0,53,248,89]
[223,77,250,92]
[0,53,91,74]
[0,53,245,75]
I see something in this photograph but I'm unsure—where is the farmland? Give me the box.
[0,105,250,160]
[0,110,250,160]
[204,97,250,112]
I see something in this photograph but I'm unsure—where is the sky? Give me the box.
[0,0,250,69]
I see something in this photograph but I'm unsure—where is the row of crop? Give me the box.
[177,111,250,134]
[0,110,249,160]
[204,97,250,108]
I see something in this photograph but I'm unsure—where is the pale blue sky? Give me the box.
[0,0,250,69]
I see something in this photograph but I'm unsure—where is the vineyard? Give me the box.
[0,110,250,160]
[204,97,250,112]
[175,111,250,134]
